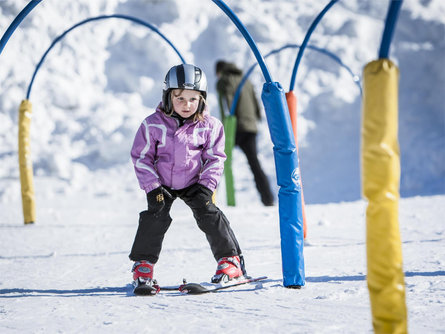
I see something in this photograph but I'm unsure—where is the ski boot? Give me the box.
[132,261,159,295]
[211,256,244,283]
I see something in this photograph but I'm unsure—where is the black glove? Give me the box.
[183,183,214,206]
[146,186,172,213]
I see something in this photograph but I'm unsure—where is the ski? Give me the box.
[179,276,267,295]
[132,276,268,295]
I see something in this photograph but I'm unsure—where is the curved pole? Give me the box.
[211,0,273,83]
[0,0,43,56]
[289,0,339,92]
[231,43,362,116]
[26,14,186,99]
[379,0,403,59]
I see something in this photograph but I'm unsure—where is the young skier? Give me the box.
[129,64,246,291]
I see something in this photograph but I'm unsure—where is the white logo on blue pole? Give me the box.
[291,167,301,191]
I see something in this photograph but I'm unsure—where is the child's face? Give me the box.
[171,89,202,118]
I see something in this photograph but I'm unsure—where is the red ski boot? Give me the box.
[211,256,243,283]
[132,261,159,295]
[132,260,154,282]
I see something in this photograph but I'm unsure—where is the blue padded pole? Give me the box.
[0,0,43,56]
[379,0,403,59]
[212,0,304,287]
[289,0,339,92]
[26,14,186,99]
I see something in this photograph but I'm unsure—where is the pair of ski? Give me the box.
[133,275,267,296]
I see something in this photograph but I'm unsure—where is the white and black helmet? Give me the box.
[162,64,207,113]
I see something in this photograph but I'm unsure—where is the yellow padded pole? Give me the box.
[362,59,407,333]
[18,100,36,224]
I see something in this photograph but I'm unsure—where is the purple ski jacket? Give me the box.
[131,103,226,193]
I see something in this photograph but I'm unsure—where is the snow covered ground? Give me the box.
[1,177,444,332]
[1,0,444,332]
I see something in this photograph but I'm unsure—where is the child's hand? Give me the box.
[183,183,214,206]
[146,186,172,213]
[187,184,213,197]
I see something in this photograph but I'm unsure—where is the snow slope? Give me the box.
[1,178,444,332]
[1,0,444,332]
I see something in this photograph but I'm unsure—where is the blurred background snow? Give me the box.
[0,0,444,205]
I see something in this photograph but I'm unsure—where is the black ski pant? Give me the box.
[129,184,242,264]
[236,131,274,206]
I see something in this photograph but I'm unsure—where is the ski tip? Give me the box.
[179,283,209,295]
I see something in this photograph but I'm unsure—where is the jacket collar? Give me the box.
[155,102,209,124]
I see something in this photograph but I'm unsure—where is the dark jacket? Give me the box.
[216,63,261,134]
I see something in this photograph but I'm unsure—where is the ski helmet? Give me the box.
[162,64,207,113]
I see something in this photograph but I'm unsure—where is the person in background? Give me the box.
[215,60,274,206]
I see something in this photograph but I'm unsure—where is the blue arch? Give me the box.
[230,43,362,116]
[26,14,186,99]
[211,0,272,83]
[289,0,339,91]
[379,0,403,58]
[0,0,43,56]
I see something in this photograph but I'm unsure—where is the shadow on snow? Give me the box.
[1,271,444,298]
[306,270,445,283]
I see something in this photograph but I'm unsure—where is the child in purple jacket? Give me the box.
[129,64,246,290]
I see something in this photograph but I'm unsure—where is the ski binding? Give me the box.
[133,278,160,296]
